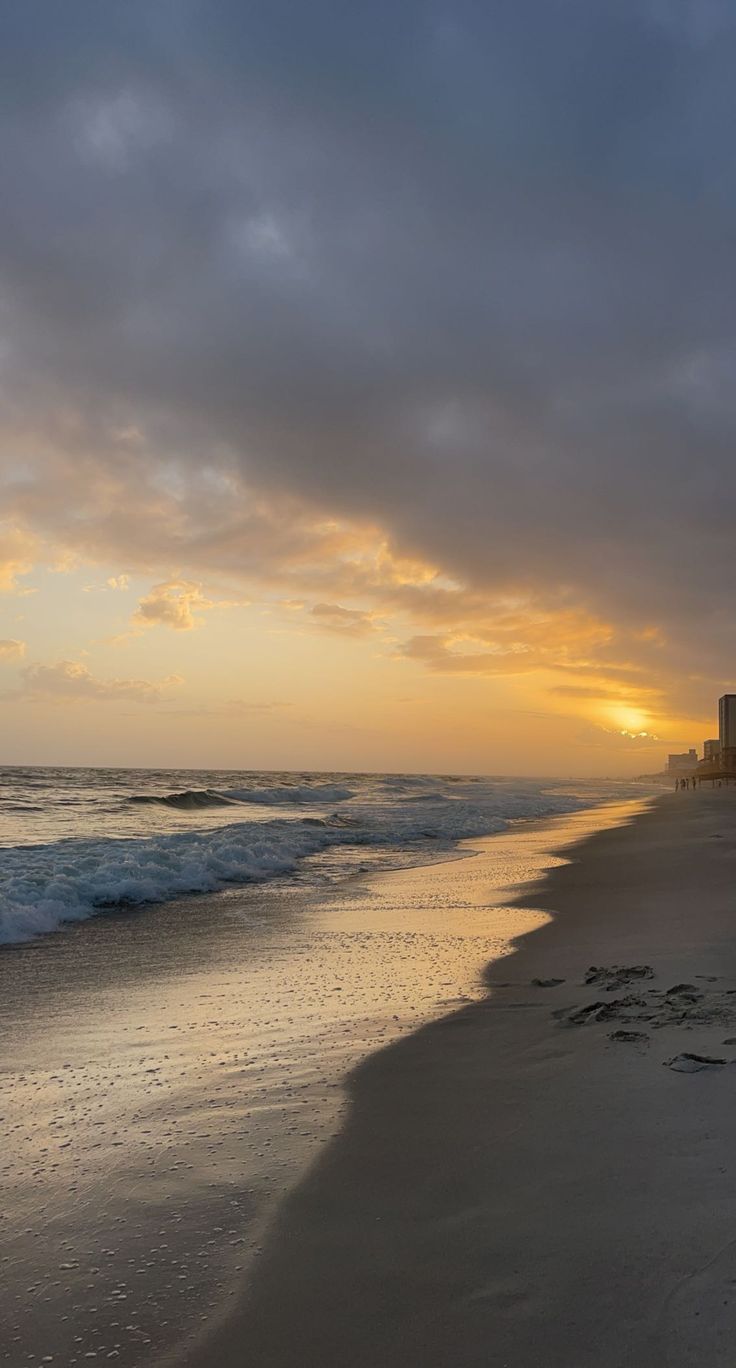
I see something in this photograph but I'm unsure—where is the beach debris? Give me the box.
[584,965,655,991]
[665,1053,727,1073]
[531,977,565,988]
[609,1030,649,1044]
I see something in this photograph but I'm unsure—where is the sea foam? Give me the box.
[0,774,644,946]
[0,819,333,944]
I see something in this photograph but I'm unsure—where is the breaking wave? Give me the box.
[129,789,238,810]
[0,771,654,946]
[0,818,337,945]
[127,782,356,810]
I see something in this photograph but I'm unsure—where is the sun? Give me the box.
[609,704,649,733]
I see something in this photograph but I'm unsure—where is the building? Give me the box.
[704,739,722,762]
[719,695,736,750]
[667,749,697,775]
[721,747,736,776]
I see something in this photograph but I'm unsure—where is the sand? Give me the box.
[1,797,634,1366]
[184,791,736,1368]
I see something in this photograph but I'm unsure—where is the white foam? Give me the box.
[0,775,650,945]
[0,820,332,944]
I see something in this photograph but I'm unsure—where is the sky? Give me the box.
[0,0,734,775]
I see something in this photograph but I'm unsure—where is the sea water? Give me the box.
[0,767,652,944]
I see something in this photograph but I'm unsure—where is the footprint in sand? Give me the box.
[584,965,655,991]
[665,1053,727,1073]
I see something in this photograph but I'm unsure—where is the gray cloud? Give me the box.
[1,2,736,714]
[4,660,182,704]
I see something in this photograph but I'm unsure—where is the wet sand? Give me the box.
[186,792,736,1368]
[0,799,639,1366]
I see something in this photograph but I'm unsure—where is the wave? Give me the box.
[0,777,653,946]
[0,818,335,945]
[129,789,238,810]
[127,782,356,811]
[0,781,600,946]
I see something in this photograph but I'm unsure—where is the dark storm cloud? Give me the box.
[3,0,736,701]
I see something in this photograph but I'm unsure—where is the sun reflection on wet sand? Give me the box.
[0,798,648,1365]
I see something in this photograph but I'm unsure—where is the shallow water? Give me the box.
[0,767,651,944]
[0,797,649,1366]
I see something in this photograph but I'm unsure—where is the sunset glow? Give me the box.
[0,5,729,775]
[4,10,736,1367]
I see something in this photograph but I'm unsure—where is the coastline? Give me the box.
[0,794,645,1367]
[185,791,736,1368]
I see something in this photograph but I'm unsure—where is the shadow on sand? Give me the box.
[184,797,736,1368]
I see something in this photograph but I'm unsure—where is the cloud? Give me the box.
[0,527,37,593]
[1,4,736,727]
[83,572,131,592]
[128,578,250,633]
[579,724,662,750]
[4,659,182,704]
[401,634,538,676]
[398,603,623,678]
[132,579,215,631]
[310,603,379,636]
[0,639,26,660]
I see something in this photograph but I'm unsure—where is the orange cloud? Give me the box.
[310,603,380,636]
[0,526,37,593]
[0,639,26,661]
[133,580,214,631]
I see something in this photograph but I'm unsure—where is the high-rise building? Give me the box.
[667,749,697,774]
[704,739,722,762]
[719,695,736,750]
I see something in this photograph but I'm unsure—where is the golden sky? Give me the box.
[0,492,712,773]
[0,4,732,773]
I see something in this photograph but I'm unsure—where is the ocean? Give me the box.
[0,766,653,945]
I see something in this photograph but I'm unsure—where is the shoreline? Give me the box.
[0,777,652,953]
[0,794,645,1367]
[185,791,736,1368]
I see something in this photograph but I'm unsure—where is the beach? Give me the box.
[0,788,644,1367]
[6,8,734,1365]
[186,790,736,1368]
